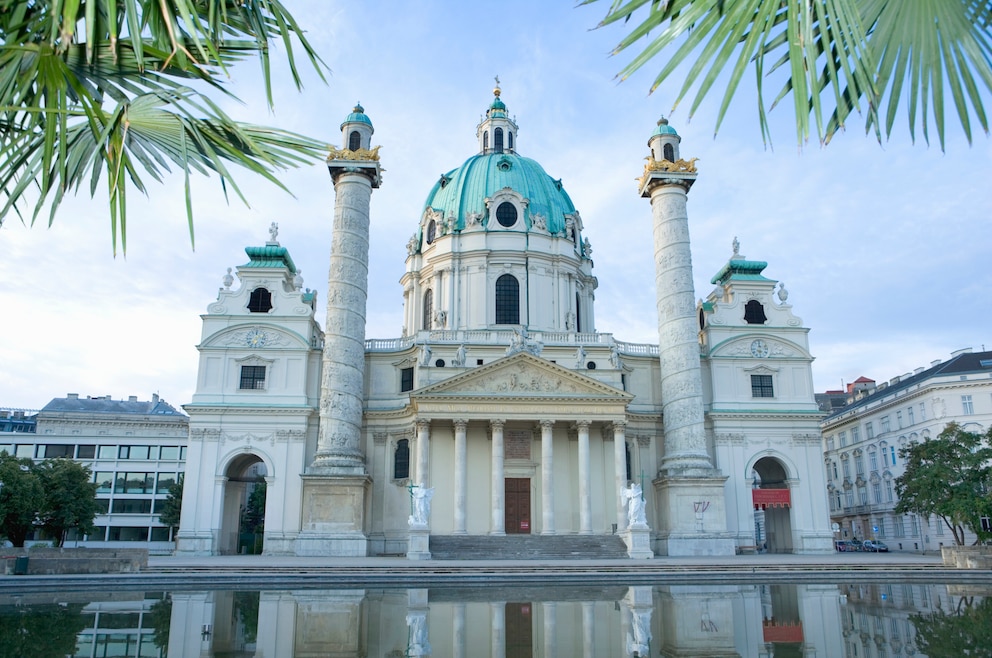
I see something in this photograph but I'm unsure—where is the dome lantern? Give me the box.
[341,102,374,152]
[477,80,518,155]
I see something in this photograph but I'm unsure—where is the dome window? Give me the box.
[495,274,520,325]
[663,143,675,162]
[483,131,489,153]
[348,130,361,151]
[494,127,504,153]
[508,131,513,151]
[247,288,272,313]
[496,202,518,227]
[426,220,437,244]
[422,289,433,331]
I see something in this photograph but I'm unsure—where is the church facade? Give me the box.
[176,89,833,558]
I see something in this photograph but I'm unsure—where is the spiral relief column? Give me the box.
[639,117,733,556]
[298,104,382,556]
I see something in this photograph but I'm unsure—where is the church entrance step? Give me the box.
[428,534,629,560]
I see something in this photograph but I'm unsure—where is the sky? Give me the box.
[1,1,989,411]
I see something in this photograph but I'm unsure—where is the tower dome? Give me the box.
[400,88,597,336]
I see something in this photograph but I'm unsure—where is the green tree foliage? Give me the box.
[35,458,100,547]
[241,480,266,535]
[912,595,992,657]
[0,453,43,547]
[147,595,173,652]
[0,602,87,658]
[157,478,183,530]
[0,0,329,254]
[585,0,992,149]
[895,423,992,545]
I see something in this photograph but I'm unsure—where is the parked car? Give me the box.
[835,540,858,552]
[863,540,889,552]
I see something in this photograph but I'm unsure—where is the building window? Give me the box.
[872,483,882,504]
[859,487,868,505]
[348,130,361,151]
[394,439,410,479]
[426,219,436,244]
[826,461,833,482]
[896,410,903,428]
[851,426,860,443]
[495,201,517,227]
[743,300,767,324]
[839,431,847,447]
[663,143,674,162]
[119,445,150,460]
[907,407,915,425]
[832,462,839,480]
[42,444,73,458]
[751,374,774,397]
[495,274,520,324]
[885,480,894,503]
[247,288,273,313]
[240,365,266,390]
[494,127,504,153]
[869,450,878,472]
[855,455,865,476]
[508,131,513,150]
[400,367,414,393]
[845,491,854,507]
[826,436,835,451]
[112,499,153,514]
[880,416,891,433]
[842,458,851,479]
[575,293,582,332]
[962,395,974,415]
[889,446,897,466]
[483,131,489,152]
[422,289,433,331]
[920,402,926,420]
[866,422,874,439]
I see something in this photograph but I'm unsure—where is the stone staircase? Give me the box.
[429,534,629,560]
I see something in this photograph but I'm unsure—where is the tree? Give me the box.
[0,0,328,254]
[157,478,183,531]
[35,458,100,547]
[912,595,992,657]
[0,602,87,658]
[895,423,992,545]
[0,453,43,547]
[586,0,992,149]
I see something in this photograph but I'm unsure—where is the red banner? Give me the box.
[763,621,803,643]
[752,488,791,509]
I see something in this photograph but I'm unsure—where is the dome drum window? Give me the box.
[426,220,437,244]
[496,202,518,228]
[348,131,361,151]
[495,274,520,325]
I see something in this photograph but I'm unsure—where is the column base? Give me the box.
[174,531,215,556]
[295,474,370,557]
[623,525,655,559]
[407,527,431,560]
[652,472,736,556]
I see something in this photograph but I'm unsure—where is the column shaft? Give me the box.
[415,420,430,486]
[649,182,712,473]
[577,421,592,534]
[541,420,555,535]
[453,419,468,535]
[490,420,505,535]
[314,172,374,474]
[613,422,628,532]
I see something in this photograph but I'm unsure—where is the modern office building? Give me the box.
[821,348,992,551]
[1,394,189,551]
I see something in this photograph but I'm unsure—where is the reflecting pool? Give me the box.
[1,581,989,657]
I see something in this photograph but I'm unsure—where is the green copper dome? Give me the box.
[651,116,679,137]
[341,102,372,129]
[423,153,575,235]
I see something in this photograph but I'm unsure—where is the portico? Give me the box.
[395,352,634,539]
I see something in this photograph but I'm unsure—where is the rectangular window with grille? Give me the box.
[750,374,774,397]
[240,365,266,390]
[962,395,974,415]
[851,427,860,443]
[400,367,414,393]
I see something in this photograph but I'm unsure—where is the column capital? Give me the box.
[453,418,469,431]
[612,420,627,432]
[490,419,505,431]
[573,419,591,431]
[415,418,431,432]
[372,431,388,446]
[538,419,555,431]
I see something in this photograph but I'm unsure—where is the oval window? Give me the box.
[496,202,517,227]
[426,220,437,244]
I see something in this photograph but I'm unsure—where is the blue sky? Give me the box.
[1,1,989,410]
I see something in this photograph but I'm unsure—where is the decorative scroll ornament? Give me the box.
[327,145,381,161]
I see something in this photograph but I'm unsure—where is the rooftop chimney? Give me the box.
[152,393,159,403]
[128,396,137,402]
[67,393,78,399]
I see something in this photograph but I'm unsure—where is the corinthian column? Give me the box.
[312,148,382,475]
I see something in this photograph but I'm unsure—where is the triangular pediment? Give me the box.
[412,352,632,401]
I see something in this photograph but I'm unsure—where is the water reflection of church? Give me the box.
[161,583,848,657]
